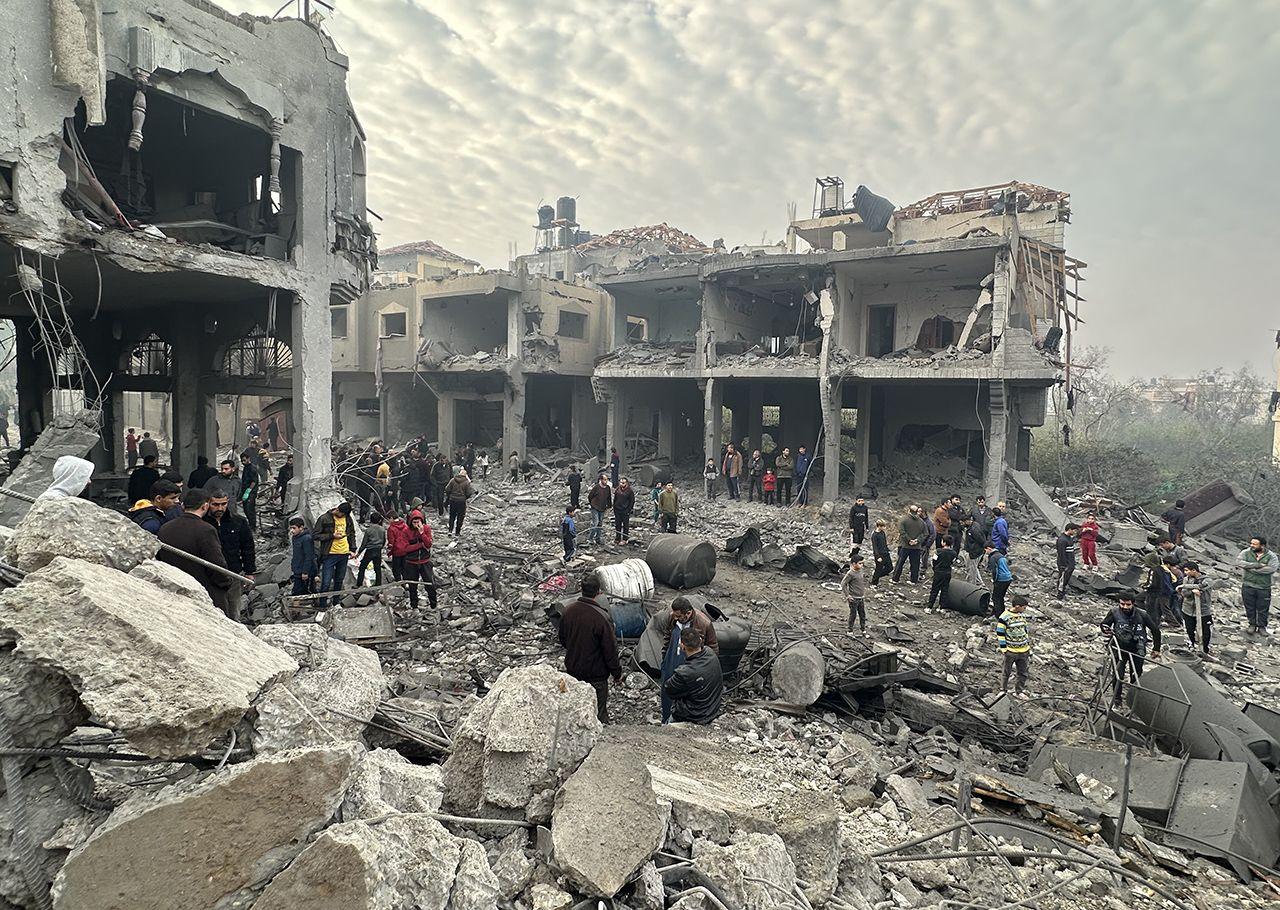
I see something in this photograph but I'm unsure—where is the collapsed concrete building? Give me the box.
[345,181,1082,501]
[0,0,374,498]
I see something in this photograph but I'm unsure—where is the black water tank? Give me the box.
[536,204,555,229]
[646,535,717,589]
[555,195,576,223]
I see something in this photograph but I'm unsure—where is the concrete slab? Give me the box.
[1005,469,1067,531]
[1166,759,1280,881]
[1027,745,1183,823]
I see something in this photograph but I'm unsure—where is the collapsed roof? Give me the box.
[380,239,478,265]
[575,223,711,254]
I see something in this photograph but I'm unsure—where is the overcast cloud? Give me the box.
[233,0,1280,378]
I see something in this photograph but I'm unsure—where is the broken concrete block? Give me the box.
[629,861,666,910]
[776,803,840,905]
[884,774,930,819]
[0,648,87,752]
[693,832,798,910]
[6,497,157,574]
[443,663,601,815]
[341,747,444,820]
[254,812,498,910]
[530,883,573,910]
[770,641,825,706]
[0,557,297,759]
[129,558,218,612]
[671,795,731,843]
[552,744,666,897]
[488,828,535,901]
[0,761,101,908]
[52,746,355,910]
[252,624,386,753]
[0,409,100,528]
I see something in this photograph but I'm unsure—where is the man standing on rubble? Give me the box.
[566,465,582,510]
[159,488,232,616]
[559,576,622,723]
[1177,561,1213,655]
[871,519,893,585]
[1162,500,1187,545]
[188,455,216,491]
[1101,591,1161,704]
[444,468,474,536]
[932,498,952,556]
[239,451,260,531]
[402,510,437,610]
[432,454,451,517]
[613,477,635,545]
[586,474,612,545]
[658,596,718,722]
[987,543,1013,615]
[203,460,241,516]
[849,496,869,545]
[996,594,1032,696]
[794,445,812,505]
[138,431,159,463]
[842,553,868,635]
[962,515,987,584]
[127,454,161,507]
[609,448,621,487]
[315,502,356,607]
[722,444,743,500]
[1236,535,1277,637]
[205,492,255,622]
[1055,524,1080,599]
[658,481,679,533]
[663,627,723,725]
[125,428,139,469]
[926,539,957,609]
[747,449,764,502]
[893,505,927,584]
[990,507,1009,553]
[562,506,578,561]
[288,517,317,597]
[775,447,794,506]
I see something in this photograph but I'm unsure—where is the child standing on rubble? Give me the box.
[762,467,777,505]
[996,594,1032,696]
[1079,512,1100,571]
[561,507,578,561]
[703,458,719,500]
[841,553,868,636]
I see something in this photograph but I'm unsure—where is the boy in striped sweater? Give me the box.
[996,594,1031,695]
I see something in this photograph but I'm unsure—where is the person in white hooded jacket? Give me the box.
[37,456,94,500]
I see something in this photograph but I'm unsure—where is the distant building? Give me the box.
[374,239,480,286]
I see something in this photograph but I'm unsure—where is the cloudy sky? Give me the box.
[234,0,1280,378]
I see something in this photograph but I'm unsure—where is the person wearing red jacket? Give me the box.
[386,512,413,581]
[1079,511,1100,570]
[402,510,437,610]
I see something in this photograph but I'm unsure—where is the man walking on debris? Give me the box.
[587,474,612,544]
[205,492,255,622]
[127,454,161,507]
[722,443,743,500]
[1236,534,1276,637]
[356,512,386,588]
[559,576,622,723]
[849,496,869,545]
[275,454,293,504]
[658,596,719,722]
[566,465,582,510]
[794,445,812,505]
[433,454,451,517]
[893,505,927,584]
[658,481,680,533]
[159,489,231,615]
[842,552,868,635]
[1055,524,1079,599]
[316,502,356,607]
[988,544,1013,615]
[138,431,159,463]
[1101,591,1161,704]
[613,477,635,544]
[509,451,520,483]
[663,627,723,725]
[926,540,957,608]
[444,468,474,536]
[747,449,764,502]
[996,594,1032,696]
[562,507,578,561]
[871,519,893,585]
[962,515,987,584]
[775,447,794,505]
[1177,561,1213,656]
[126,428,139,469]
[239,451,260,531]
[1162,499,1187,545]
[402,510,438,610]
[289,517,317,597]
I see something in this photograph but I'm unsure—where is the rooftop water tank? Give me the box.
[536,204,555,229]
[555,195,576,224]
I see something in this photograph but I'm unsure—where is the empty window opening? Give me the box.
[915,314,958,350]
[223,327,292,377]
[331,307,349,339]
[380,311,407,338]
[355,397,381,416]
[0,161,13,203]
[867,305,896,357]
[127,334,173,376]
[625,316,648,343]
[556,310,586,340]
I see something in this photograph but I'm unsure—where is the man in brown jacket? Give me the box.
[932,499,952,554]
[721,444,743,500]
[559,576,622,722]
[656,596,720,656]
[158,488,233,617]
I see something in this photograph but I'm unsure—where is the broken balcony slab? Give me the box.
[1027,744,1183,823]
[1165,758,1280,881]
[0,409,101,527]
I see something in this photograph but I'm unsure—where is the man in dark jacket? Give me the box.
[203,460,242,515]
[129,479,181,535]
[1055,524,1079,598]
[663,627,723,725]
[188,455,217,490]
[893,505,927,584]
[613,477,636,544]
[276,455,294,503]
[558,577,622,723]
[1161,500,1187,544]
[587,475,612,545]
[1101,591,1162,705]
[567,465,583,510]
[794,446,812,505]
[205,492,256,622]
[239,452,260,531]
[127,455,161,507]
[444,469,473,535]
[962,516,988,583]
[970,496,993,535]
[849,497,869,545]
[158,488,232,616]
[926,543,957,608]
[430,455,451,518]
[870,519,893,585]
[289,517,317,596]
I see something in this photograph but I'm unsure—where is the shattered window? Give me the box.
[556,310,586,340]
[625,316,648,343]
[380,311,407,338]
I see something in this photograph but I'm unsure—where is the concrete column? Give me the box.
[171,322,211,477]
[507,290,521,360]
[983,380,1008,500]
[991,249,1011,368]
[821,381,841,504]
[747,382,764,453]
[504,369,527,462]
[606,383,627,477]
[657,406,675,462]
[697,282,725,371]
[290,290,334,489]
[702,378,722,466]
[855,383,872,488]
[437,392,456,458]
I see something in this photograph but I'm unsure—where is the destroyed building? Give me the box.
[0,0,374,497]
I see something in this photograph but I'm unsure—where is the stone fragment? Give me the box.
[0,558,297,758]
[552,744,666,897]
[254,813,498,910]
[252,625,385,752]
[777,804,840,904]
[770,641,825,706]
[341,747,444,820]
[443,664,601,815]
[488,829,535,900]
[6,497,157,574]
[128,559,218,612]
[671,796,731,843]
[530,883,573,910]
[694,832,798,910]
[884,774,930,819]
[629,861,665,910]
[0,762,100,908]
[0,409,100,528]
[0,649,87,751]
[52,746,354,910]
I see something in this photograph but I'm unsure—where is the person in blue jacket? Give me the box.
[561,506,578,561]
[794,446,812,505]
[987,543,1013,615]
[991,507,1010,553]
[289,517,318,596]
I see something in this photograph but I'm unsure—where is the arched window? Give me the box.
[127,333,173,376]
[223,326,292,378]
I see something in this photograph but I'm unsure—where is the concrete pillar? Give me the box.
[983,380,1008,500]
[171,322,212,477]
[697,282,725,371]
[855,383,872,488]
[507,290,522,360]
[504,369,527,462]
[821,381,841,504]
[991,249,1011,368]
[437,392,456,458]
[702,378,722,466]
[290,289,334,495]
[605,383,627,477]
[747,383,764,454]
[657,406,675,462]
